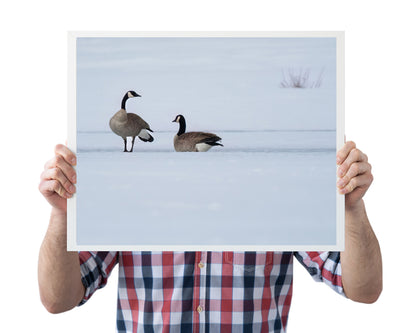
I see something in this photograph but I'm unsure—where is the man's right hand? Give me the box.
[39,144,77,214]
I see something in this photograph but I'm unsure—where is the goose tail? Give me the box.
[138,129,154,142]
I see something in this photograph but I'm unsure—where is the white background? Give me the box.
[0,1,414,332]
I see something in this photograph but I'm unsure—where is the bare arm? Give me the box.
[337,141,382,303]
[38,144,85,313]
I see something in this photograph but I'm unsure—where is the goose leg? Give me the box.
[129,136,136,152]
[123,138,128,152]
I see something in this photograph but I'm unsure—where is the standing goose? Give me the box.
[172,114,223,152]
[109,91,154,152]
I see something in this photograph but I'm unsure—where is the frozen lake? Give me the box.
[75,130,337,247]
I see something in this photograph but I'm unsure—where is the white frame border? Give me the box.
[67,31,345,252]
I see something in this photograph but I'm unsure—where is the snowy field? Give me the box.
[76,130,337,247]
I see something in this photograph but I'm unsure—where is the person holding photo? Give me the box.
[38,141,382,332]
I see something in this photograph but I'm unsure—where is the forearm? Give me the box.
[38,209,85,313]
[340,200,382,303]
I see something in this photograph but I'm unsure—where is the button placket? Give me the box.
[197,251,207,329]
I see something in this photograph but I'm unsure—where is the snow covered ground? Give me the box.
[76,130,337,247]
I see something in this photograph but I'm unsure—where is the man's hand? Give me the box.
[337,141,382,303]
[39,144,77,214]
[38,144,84,313]
[336,141,373,211]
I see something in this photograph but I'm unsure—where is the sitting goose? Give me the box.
[172,114,223,152]
[109,91,154,152]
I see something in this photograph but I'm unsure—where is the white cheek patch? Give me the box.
[138,129,150,140]
[127,91,134,98]
[195,143,212,152]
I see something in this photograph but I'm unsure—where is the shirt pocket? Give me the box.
[224,252,274,273]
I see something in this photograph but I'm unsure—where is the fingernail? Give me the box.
[65,192,73,198]
[71,158,77,165]
[72,175,76,182]
[337,168,344,177]
[336,157,341,165]
[69,185,75,193]
[339,187,348,194]
[337,179,344,187]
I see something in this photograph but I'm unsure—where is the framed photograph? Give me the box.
[67,31,345,251]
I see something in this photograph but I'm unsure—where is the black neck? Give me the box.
[121,93,129,110]
[177,117,186,136]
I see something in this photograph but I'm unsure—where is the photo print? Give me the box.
[67,31,345,251]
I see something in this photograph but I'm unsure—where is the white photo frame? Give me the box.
[67,31,345,251]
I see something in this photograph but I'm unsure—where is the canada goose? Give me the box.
[109,91,154,152]
[172,114,223,152]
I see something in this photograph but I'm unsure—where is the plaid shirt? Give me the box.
[79,251,343,332]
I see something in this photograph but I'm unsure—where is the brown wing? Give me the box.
[181,132,221,144]
[127,113,152,131]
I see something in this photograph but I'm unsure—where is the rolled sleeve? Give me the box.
[78,251,119,305]
[295,251,345,296]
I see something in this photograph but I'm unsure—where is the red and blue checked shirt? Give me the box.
[79,251,344,332]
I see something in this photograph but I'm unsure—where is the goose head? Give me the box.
[121,90,141,109]
[172,114,186,135]
[172,114,184,123]
[127,90,141,98]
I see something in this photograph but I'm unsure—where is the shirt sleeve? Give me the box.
[78,251,119,305]
[294,251,345,296]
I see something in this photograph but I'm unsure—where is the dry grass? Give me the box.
[280,68,324,89]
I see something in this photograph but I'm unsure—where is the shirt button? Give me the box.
[198,262,204,268]
[197,305,203,313]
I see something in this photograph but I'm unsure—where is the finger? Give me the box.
[337,147,368,178]
[41,167,76,194]
[338,173,373,195]
[39,179,73,199]
[336,141,356,165]
[55,144,77,166]
[337,161,372,189]
[44,154,77,184]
